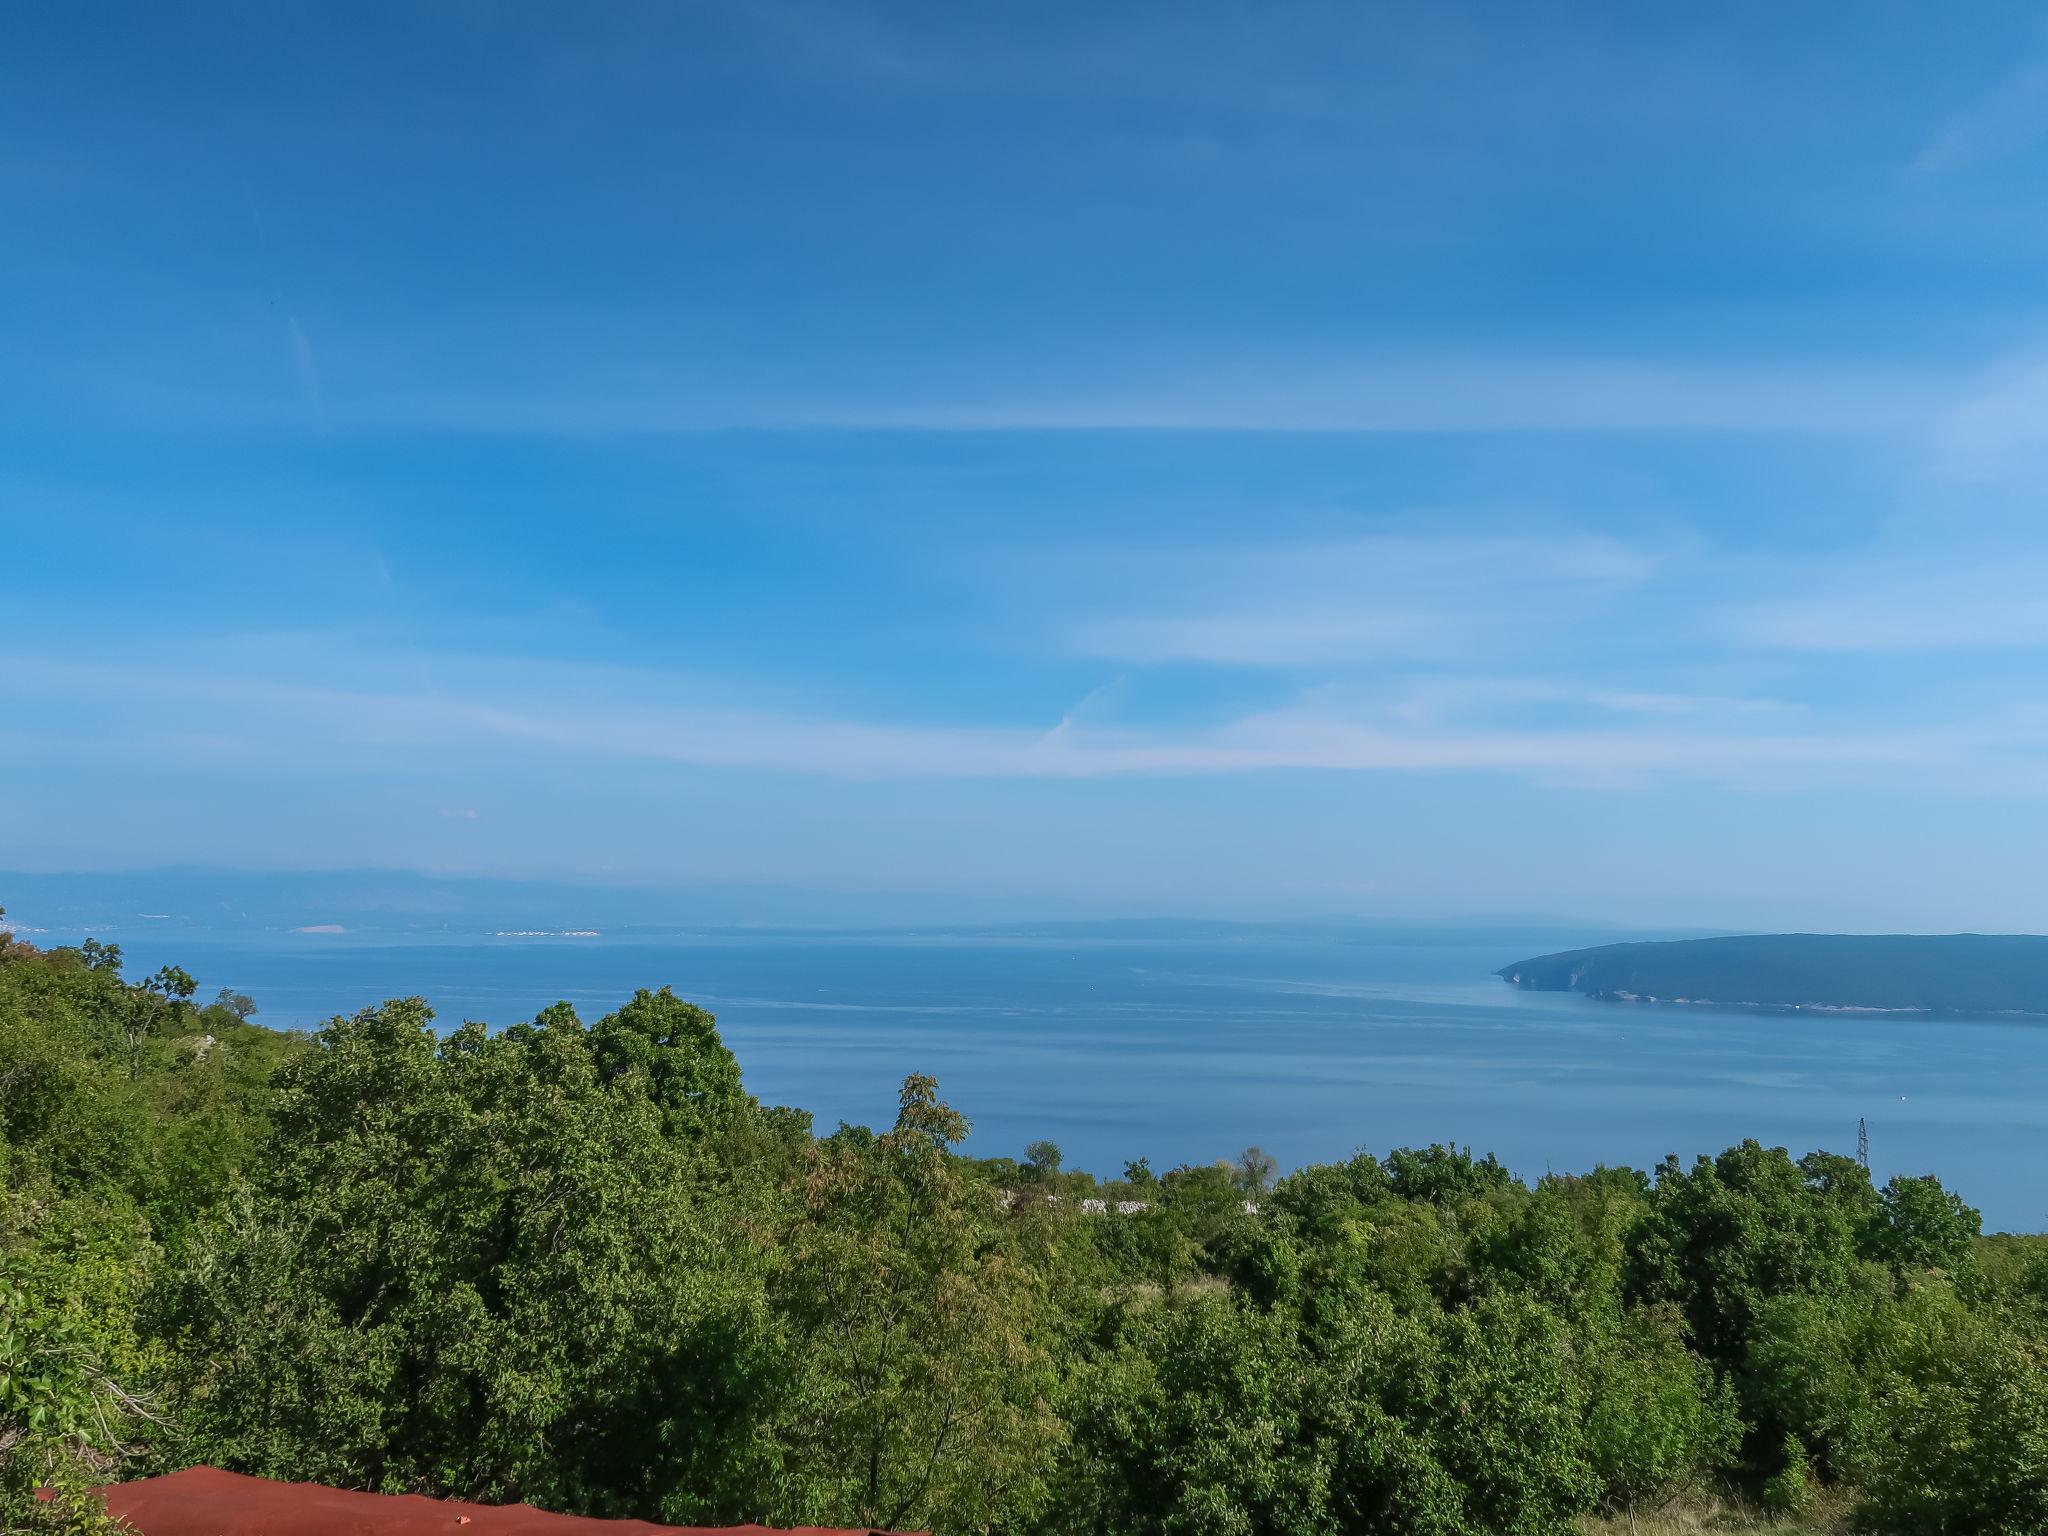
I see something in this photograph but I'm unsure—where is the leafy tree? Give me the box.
[1158,1163,1243,1249]
[1268,1153,1389,1246]
[212,989,258,1022]
[1213,1219,1300,1310]
[1854,1310,2048,1534]
[588,987,749,1138]
[769,1075,1060,1535]
[0,1261,151,1536]
[2,935,296,1244]
[156,997,779,1521]
[1742,1292,1872,1478]
[1024,1139,1064,1182]
[1398,1292,1599,1533]
[108,965,195,1082]
[1314,1289,1598,1535]
[1580,1305,1738,1531]
[1469,1181,1621,1318]
[1087,1200,1191,1292]
[1385,1144,1514,1207]
[1875,1174,1981,1275]
[1627,1141,1862,1370]
[142,968,195,1012]
[1232,1147,1277,1200]
[1799,1149,1881,1243]
[76,940,121,975]
[1054,1294,1326,1536]
[1348,1198,1465,1313]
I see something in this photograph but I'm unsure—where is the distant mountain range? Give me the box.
[1499,933,2048,1015]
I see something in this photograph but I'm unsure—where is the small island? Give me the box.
[1499,932,2048,1015]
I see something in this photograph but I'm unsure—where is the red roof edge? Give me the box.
[94,1466,918,1536]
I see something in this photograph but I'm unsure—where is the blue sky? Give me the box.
[11,1,2048,927]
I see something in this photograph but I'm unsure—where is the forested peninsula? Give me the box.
[7,912,2048,1536]
[1499,933,2048,1015]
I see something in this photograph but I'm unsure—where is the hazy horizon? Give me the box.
[8,864,2047,948]
[1,863,1716,941]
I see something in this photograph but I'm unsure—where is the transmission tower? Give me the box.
[1857,1117,1869,1172]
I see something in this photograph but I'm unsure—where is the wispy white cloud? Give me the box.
[41,328,1956,438]
[1376,676,1803,729]
[749,356,1949,437]
[1730,556,2048,653]
[0,652,2002,794]
[1069,534,1658,666]
[1585,691,1801,720]
[1926,350,2048,484]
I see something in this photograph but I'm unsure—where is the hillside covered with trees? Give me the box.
[6,914,2047,1536]
[1500,933,2048,1015]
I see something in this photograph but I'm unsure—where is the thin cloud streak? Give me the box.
[1926,350,2048,483]
[42,335,1956,439]
[1730,557,2048,652]
[423,354,1941,438]
[287,315,328,432]
[1070,535,1658,665]
[0,654,1989,793]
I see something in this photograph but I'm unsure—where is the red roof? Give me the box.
[99,1467,901,1536]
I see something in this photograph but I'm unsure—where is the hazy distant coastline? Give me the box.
[0,866,1686,953]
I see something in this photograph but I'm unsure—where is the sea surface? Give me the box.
[79,927,2048,1232]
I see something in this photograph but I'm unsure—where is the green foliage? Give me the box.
[1054,1292,1327,1536]
[1761,1433,1810,1516]
[4,930,2044,1536]
[1627,1142,1864,1371]
[588,986,749,1138]
[76,940,121,974]
[1059,1257,1606,1536]
[1582,1304,1739,1518]
[0,937,301,1242]
[1385,1143,1514,1207]
[1232,1147,1277,1198]
[1159,1162,1245,1248]
[153,997,779,1520]
[1213,1220,1300,1310]
[0,1263,141,1536]
[1023,1139,1063,1180]
[1375,1291,1600,1534]
[769,1074,1060,1534]
[1875,1175,1981,1275]
[1853,1309,2048,1534]
[1270,1153,1390,1240]
[1742,1293,1870,1478]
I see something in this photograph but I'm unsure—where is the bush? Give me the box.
[1855,1318,2048,1535]
[1760,1433,1810,1515]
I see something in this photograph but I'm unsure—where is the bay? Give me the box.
[91,927,2048,1232]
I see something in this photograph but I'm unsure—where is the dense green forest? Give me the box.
[1500,934,2048,1014]
[5,915,2047,1536]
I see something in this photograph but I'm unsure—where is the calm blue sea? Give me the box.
[80,929,2048,1232]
